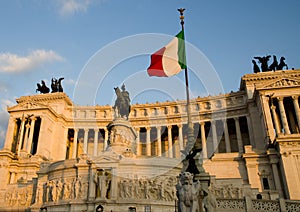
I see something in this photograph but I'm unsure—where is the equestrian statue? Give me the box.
[113,84,131,119]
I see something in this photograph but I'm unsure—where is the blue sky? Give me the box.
[1,0,300,147]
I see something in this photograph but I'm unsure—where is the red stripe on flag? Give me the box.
[147,47,167,77]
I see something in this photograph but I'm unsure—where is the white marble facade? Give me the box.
[0,70,300,211]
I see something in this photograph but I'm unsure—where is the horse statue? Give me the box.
[36,80,50,94]
[254,55,271,72]
[113,84,131,119]
[269,55,278,71]
[58,77,64,92]
[51,77,64,93]
[278,56,288,70]
[252,60,260,73]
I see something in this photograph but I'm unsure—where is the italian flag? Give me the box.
[147,30,187,77]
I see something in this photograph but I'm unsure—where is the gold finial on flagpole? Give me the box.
[178,8,185,29]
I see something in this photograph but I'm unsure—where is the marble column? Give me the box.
[222,119,231,153]
[200,122,207,159]
[156,126,162,157]
[178,124,184,151]
[146,127,151,156]
[168,125,173,158]
[277,97,291,134]
[27,117,37,154]
[83,128,89,154]
[17,117,26,156]
[72,129,79,158]
[93,129,99,156]
[104,127,108,151]
[211,120,218,153]
[22,123,30,151]
[261,95,276,141]
[234,117,243,153]
[135,127,141,156]
[270,105,281,135]
[269,153,284,198]
[292,96,300,130]
[3,118,17,150]
[246,116,255,146]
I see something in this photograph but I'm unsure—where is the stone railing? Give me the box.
[216,198,300,212]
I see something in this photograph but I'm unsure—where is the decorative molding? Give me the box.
[264,78,300,89]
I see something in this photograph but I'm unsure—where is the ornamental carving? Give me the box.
[118,176,177,201]
[1,185,33,207]
[252,200,280,211]
[209,183,245,199]
[38,176,86,204]
[265,78,300,88]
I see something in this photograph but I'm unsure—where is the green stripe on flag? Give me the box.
[176,30,187,69]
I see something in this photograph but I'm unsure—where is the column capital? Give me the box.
[211,120,216,125]
[30,116,37,121]
[200,121,205,126]
[276,96,284,101]
[25,123,31,128]
[221,118,227,123]
[177,124,182,128]
[292,95,299,100]
[167,125,172,130]
[74,128,79,132]
[233,117,240,122]
[156,126,162,130]
[94,128,99,132]
[134,127,140,131]
[270,105,276,110]
[145,126,151,131]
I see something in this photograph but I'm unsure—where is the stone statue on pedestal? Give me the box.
[176,172,201,212]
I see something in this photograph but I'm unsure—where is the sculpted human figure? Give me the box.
[63,180,71,199]
[74,177,81,199]
[51,180,57,202]
[94,170,110,199]
[56,180,63,200]
[51,78,58,93]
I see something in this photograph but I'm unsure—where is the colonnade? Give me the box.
[67,115,251,159]
[267,95,300,135]
[6,116,40,156]
[69,128,109,159]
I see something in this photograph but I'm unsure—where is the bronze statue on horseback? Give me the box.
[113,84,131,119]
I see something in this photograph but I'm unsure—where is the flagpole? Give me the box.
[178,8,195,157]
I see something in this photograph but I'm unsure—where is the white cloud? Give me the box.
[0,49,64,73]
[59,0,93,16]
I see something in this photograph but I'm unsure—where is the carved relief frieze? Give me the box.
[0,185,33,207]
[118,175,177,201]
[38,176,86,204]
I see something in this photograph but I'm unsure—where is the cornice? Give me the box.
[240,69,300,90]
[16,92,73,106]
